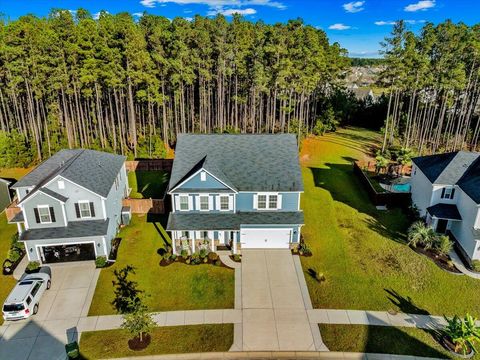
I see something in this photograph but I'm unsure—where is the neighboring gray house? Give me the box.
[166,134,304,254]
[0,178,11,212]
[9,149,128,264]
[410,151,480,263]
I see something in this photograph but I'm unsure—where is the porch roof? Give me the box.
[9,211,24,223]
[166,211,304,231]
[427,203,462,221]
[20,219,109,241]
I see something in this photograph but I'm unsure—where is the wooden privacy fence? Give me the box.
[353,162,411,208]
[125,159,173,172]
[122,198,165,214]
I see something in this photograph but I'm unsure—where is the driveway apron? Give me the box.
[241,249,316,351]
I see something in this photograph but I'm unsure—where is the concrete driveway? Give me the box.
[241,250,316,351]
[0,261,99,360]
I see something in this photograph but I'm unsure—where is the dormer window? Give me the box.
[441,187,455,200]
[255,193,282,210]
[79,201,92,218]
[200,171,206,182]
[34,205,54,224]
[58,180,65,190]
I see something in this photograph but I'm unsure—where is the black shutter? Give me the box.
[75,203,81,218]
[33,208,40,223]
[450,188,455,199]
[441,188,446,199]
[49,207,56,222]
[89,202,95,217]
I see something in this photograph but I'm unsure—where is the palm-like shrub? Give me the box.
[407,221,436,249]
[434,235,454,256]
[444,314,480,355]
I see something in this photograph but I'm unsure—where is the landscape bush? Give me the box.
[26,261,40,272]
[472,260,480,272]
[208,252,219,261]
[180,249,188,258]
[95,256,108,268]
[434,235,454,256]
[199,248,209,259]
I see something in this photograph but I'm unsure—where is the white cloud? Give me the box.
[343,1,364,13]
[375,19,426,26]
[139,0,286,10]
[184,16,194,21]
[404,0,435,12]
[208,7,257,16]
[93,11,108,20]
[329,23,351,30]
[132,12,144,17]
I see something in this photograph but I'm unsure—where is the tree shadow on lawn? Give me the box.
[133,171,169,199]
[146,213,171,249]
[309,164,407,245]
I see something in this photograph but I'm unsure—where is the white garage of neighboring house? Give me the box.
[240,227,294,249]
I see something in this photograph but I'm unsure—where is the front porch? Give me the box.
[171,230,240,255]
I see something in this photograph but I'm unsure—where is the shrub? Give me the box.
[434,235,453,256]
[162,252,172,261]
[298,242,312,256]
[180,249,188,258]
[7,248,22,263]
[199,248,209,259]
[190,253,201,265]
[214,259,222,266]
[407,221,436,249]
[208,252,219,261]
[170,254,177,261]
[444,314,480,355]
[472,260,480,272]
[26,261,40,272]
[203,257,208,263]
[233,254,241,262]
[185,257,191,265]
[95,256,108,268]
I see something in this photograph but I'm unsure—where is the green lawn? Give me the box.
[88,214,234,315]
[300,127,480,316]
[319,324,462,359]
[127,171,169,199]
[79,324,233,359]
[0,215,20,325]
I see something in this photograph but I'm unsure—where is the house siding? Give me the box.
[410,164,434,217]
[23,192,66,229]
[236,192,300,211]
[175,171,229,190]
[450,189,480,260]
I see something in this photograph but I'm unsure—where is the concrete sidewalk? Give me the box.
[308,309,450,329]
[449,250,480,279]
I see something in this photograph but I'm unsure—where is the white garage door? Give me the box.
[240,228,292,249]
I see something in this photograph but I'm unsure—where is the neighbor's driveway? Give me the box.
[241,250,316,351]
[0,261,99,360]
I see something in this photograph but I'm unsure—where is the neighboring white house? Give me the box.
[410,151,480,263]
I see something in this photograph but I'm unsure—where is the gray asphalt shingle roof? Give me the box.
[168,134,303,192]
[13,149,125,198]
[426,203,462,220]
[166,211,304,230]
[20,219,109,241]
[412,151,480,204]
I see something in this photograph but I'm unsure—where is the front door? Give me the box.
[436,219,448,234]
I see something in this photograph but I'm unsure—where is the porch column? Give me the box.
[172,232,176,255]
[191,232,195,253]
[232,233,237,254]
[16,222,23,236]
[211,237,215,252]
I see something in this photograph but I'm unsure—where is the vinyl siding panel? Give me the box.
[23,192,65,229]
[175,171,229,190]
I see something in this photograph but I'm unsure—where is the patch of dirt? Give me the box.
[128,334,151,351]
[411,246,462,274]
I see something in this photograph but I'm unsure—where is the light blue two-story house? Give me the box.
[166,134,304,254]
[8,149,128,264]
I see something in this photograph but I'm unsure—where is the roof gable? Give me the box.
[412,152,457,183]
[457,157,480,204]
[168,134,304,192]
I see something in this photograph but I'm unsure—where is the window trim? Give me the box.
[256,193,280,210]
[37,205,52,224]
[199,195,209,211]
[78,200,92,219]
[219,195,230,211]
[179,195,189,211]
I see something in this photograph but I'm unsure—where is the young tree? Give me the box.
[121,300,155,343]
[112,265,142,314]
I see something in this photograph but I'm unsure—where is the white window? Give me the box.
[269,195,278,209]
[179,196,189,211]
[255,193,281,210]
[441,187,455,200]
[38,206,51,223]
[257,195,267,209]
[220,196,230,210]
[58,180,65,190]
[200,171,207,181]
[199,196,209,211]
[79,201,92,218]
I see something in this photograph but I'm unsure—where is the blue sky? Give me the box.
[2,0,479,57]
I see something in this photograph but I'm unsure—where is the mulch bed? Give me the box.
[128,334,151,351]
[159,255,230,269]
[410,245,461,274]
[291,250,312,257]
[2,252,25,275]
